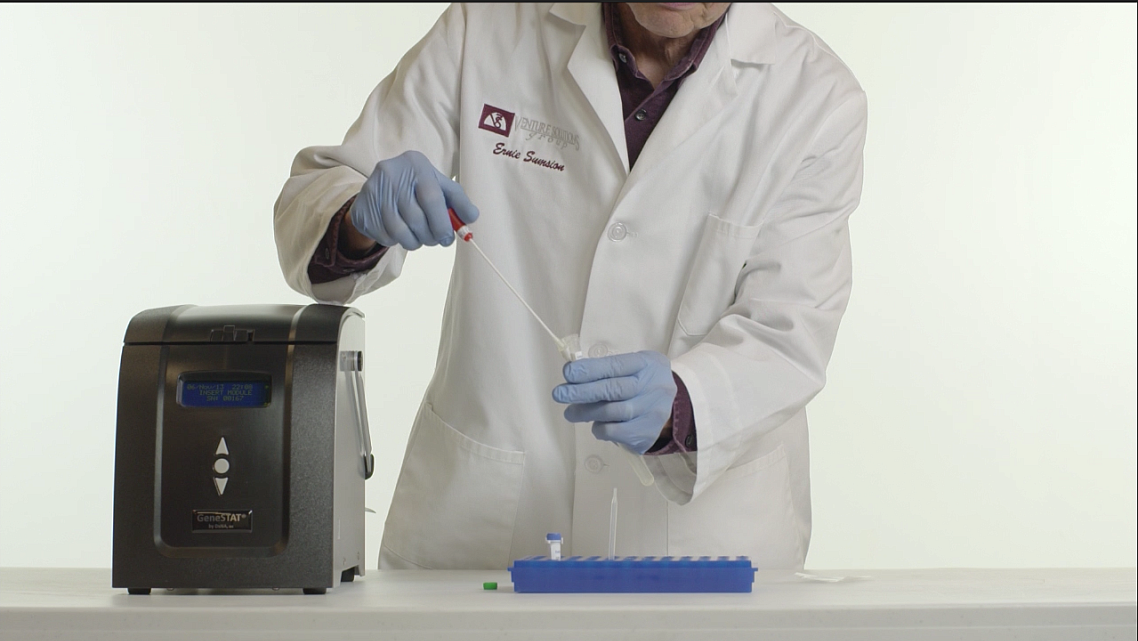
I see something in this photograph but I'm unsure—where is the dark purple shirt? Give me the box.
[604,3,723,167]
[307,4,727,455]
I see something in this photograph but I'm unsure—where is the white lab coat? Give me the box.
[275,3,866,570]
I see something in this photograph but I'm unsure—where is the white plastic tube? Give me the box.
[618,445,655,487]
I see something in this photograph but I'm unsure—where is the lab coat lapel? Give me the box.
[622,23,738,196]
[550,3,630,174]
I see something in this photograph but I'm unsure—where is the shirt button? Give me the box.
[584,455,606,474]
[607,222,627,241]
[588,343,609,358]
[618,52,628,64]
[634,110,647,122]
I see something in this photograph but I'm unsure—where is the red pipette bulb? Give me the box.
[448,208,472,242]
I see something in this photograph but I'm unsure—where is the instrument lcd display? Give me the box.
[179,380,270,408]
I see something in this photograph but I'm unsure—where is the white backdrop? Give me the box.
[1,4,1134,570]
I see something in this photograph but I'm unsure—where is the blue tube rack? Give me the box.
[509,556,756,593]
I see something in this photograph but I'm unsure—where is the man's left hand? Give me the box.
[552,351,677,454]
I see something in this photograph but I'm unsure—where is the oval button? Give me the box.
[213,458,230,474]
[588,343,609,358]
[584,455,605,474]
[607,222,628,242]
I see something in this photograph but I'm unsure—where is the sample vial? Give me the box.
[546,532,563,560]
[559,334,584,362]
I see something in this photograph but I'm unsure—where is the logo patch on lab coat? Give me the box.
[479,104,514,137]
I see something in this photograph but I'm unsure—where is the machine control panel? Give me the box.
[156,347,287,555]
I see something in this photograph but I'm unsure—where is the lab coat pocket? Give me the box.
[667,445,804,569]
[674,214,762,340]
[381,404,525,569]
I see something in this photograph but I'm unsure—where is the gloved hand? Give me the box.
[552,351,677,455]
[349,150,479,250]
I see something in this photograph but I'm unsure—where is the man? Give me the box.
[275,3,866,570]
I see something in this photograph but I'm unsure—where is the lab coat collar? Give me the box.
[548,2,590,27]
[550,2,630,173]
[722,2,781,65]
[547,2,780,193]
[549,3,781,66]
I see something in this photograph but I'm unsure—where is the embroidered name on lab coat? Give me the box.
[492,143,566,172]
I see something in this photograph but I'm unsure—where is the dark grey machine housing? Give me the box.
[112,304,373,594]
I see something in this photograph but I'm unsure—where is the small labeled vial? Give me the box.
[559,334,584,362]
[546,532,563,560]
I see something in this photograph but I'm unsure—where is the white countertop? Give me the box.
[1,567,1134,640]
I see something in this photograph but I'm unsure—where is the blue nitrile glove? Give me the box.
[349,150,479,250]
[552,351,677,455]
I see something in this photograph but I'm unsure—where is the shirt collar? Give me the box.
[550,3,780,66]
[602,3,726,80]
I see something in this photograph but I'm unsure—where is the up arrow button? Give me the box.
[216,438,229,456]
[213,477,228,496]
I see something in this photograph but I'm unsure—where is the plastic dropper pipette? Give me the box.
[448,209,654,486]
[448,209,574,359]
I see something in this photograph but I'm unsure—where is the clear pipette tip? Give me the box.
[608,487,617,560]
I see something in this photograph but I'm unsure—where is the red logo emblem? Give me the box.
[479,104,514,137]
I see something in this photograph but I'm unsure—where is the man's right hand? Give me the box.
[347,150,479,251]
